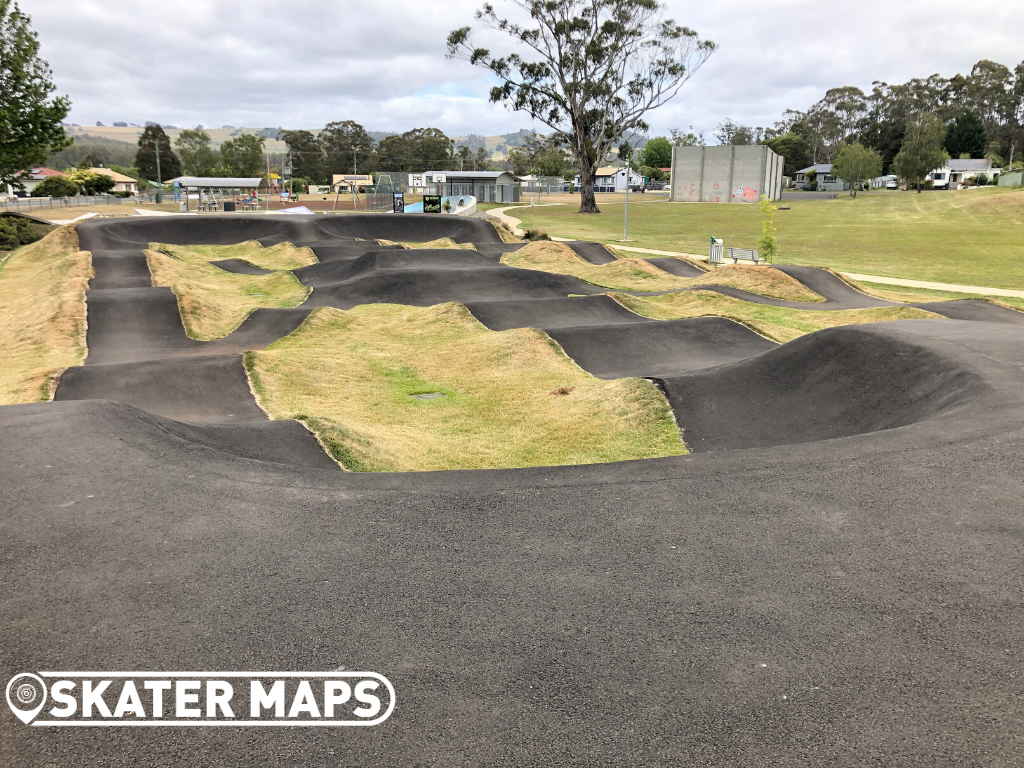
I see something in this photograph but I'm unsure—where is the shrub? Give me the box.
[523,227,550,241]
[31,175,78,198]
[66,170,116,195]
[0,217,45,250]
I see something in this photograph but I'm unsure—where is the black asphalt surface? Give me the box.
[566,240,617,264]
[644,256,706,277]
[548,317,778,379]
[209,258,275,275]
[912,298,1024,324]
[2,215,1024,766]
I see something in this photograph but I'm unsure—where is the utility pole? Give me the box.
[266,153,271,212]
[144,138,163,204]
[622,144,632,241]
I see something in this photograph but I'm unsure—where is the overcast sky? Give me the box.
[25,0,1024,139]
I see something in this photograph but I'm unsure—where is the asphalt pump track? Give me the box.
[2,214,1023,766]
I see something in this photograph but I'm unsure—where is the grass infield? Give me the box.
[245,302,687,472]
[146,246,310,340]
[509,186,1024,291]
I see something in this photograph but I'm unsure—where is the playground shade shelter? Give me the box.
[175,177,263,211]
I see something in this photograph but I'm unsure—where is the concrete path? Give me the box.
[842,272,1024,299]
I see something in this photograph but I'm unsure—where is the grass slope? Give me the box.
[846,278,1024,312]
[146,249,310,339]
[510,187,1024,290]
[502,241,822,300]
[613,290,942,343]
[0,226,91,403]
[377,237,474,249]
[153,241,317,271]
[245,303,686,472]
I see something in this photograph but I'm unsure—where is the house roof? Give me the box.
[23,166,65,180]
[89,167,136,183]
[797,164,832,174]
[947,159,992,172]
[174,177,263,188]
[425,171,518,181]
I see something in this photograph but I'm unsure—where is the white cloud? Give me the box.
[23,0,1024,137]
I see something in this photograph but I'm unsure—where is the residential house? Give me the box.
[4,166,66,196]
[572,166,644,192]
[928,159,997,189]
[89,167,138,193]
[793,164,849,192]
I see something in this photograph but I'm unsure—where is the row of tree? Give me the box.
[715,59,1024,179]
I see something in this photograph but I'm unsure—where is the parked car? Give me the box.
[886,178,899,190]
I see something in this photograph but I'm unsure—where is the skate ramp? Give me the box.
[660,321,989,453]
[912,299,1024,325]
[465,295,649,331]
[210,258,275,275]
[644,257,706,278]
[567,241,616,265]
[88,251,152,289]
[301,267,602,309]
[549,317,778,379]
[294,248,500,287]
[56,355,268,423]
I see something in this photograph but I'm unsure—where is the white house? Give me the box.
[793,164,849,192]
[573,166,643,192]
[4,166,66,196]
[928,159,997,189]
[569,166,638,192]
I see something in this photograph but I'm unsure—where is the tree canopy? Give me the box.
[944,109,987,159]
[892,115,949,193]
[135,125,181,182]
[175,127,220,176]
[640,136,672,168]
[831,143,882,197]
[448,0,715,212]
[219,133,265,176]
[0,0,71,189]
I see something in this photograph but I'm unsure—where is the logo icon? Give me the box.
[6,673,47,724]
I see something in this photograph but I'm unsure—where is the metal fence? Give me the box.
[2,195,126,212]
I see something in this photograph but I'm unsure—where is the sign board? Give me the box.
[422,195,442,214]
[393,192,405,214]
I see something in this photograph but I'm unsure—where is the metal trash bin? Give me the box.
[223,201,236,212]
[155,192,162,204]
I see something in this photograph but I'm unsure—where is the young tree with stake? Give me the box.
[448,0,715,213]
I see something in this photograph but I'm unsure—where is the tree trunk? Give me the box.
[917,180,921,193]
[577,158,600,213]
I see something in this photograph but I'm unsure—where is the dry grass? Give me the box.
[245,302,686,472]
[606,246,709,272]
[146,249,310,340]
[377,237,475,250]
[152,241,317,271]
[501,240,823,299]
[613,290,943,343]
[0,226,91,403]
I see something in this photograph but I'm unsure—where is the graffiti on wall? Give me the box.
[732,186,761,202]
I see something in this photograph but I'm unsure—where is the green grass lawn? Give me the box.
[509,187,1024,291]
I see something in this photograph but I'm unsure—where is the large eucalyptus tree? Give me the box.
[448,0,714,213]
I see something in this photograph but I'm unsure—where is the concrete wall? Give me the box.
[670,145,782,203]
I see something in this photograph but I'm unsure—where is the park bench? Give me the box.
[727,247,762,264]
